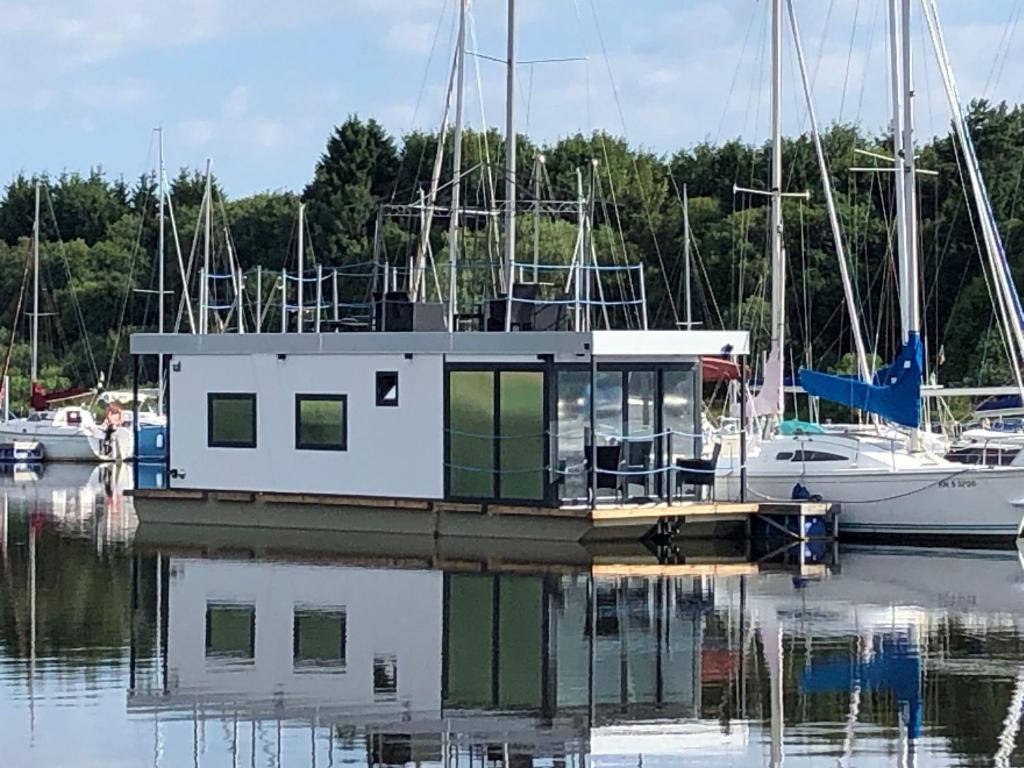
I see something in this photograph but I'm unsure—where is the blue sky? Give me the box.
[4,0,1023,197]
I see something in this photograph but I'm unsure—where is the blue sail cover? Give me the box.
[799,332,923,428]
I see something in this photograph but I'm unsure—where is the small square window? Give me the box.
[373,654,398,699]
[293,607,347,670]
[205,602,255,662]
[295,395,347,451]
[208,393,257,448]
[376,371,399,407]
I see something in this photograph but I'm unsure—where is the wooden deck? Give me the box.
[129,488,837,544]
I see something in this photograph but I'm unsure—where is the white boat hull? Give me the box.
[0,423,133,462]
[716,434,1024,541]
[733,467,1024,539]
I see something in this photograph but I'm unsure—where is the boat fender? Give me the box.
[791,483,823,502]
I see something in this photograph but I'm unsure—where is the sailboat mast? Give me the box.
[901,0,920,338]
[297,203,305,334]
[683,183,692,329]
[201,159,212,334]
[447,0,467,332]
[157,128,166,337]
[888,0,910,341]
[157,128,166,416]
[31,182,40,385]
[504,0,517,313]
[768,0,785,415]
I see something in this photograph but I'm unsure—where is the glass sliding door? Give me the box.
[594,371,624,445]
[447,367,548,502]
[556,370,590,504]
[499,371,545,501]
[449,371,495,498]
[625,371,657,498]
[663,367,698,463]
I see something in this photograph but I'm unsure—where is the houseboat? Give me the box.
[129,321,752,541]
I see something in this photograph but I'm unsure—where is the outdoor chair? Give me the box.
[675,442,721,501]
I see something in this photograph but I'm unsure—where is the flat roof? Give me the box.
[129,329,749,358]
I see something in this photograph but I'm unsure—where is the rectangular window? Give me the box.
[376,371,399,407]
[205,602,255,662]
[295,394,347,451]
[293,607,346,670]
[373,654,398,700]
[207,393,257,448]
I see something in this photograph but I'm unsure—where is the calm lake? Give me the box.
[1,466,1023,766]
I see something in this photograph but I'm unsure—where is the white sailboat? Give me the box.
[0,182,132,462]
[719,0,1024,543]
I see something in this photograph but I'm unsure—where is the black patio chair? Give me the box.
[585,444,624,502]
[674,442,721,501]
[622,439,653,499]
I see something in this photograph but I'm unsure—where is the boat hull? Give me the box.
[0,424,133,462]
[719,466,1024,542]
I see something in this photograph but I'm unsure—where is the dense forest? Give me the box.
[3,100,1024,409]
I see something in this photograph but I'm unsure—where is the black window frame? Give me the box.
[373,654,399,699]
[207,393,258,449]
[292,606,347,671]
[295,394,348,452]
[205,601,256,663]
[375,371,399,407]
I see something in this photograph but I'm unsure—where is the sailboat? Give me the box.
[0,182,132,462]
[718,0,1024,543]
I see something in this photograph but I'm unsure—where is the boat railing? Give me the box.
[245,258,649,333]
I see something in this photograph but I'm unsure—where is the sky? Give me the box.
[2,0,1023,197]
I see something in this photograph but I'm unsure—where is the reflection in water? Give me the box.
[1,479,1024,765]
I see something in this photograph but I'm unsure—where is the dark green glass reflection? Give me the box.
[499,371,544,500]
[449,371,495,498]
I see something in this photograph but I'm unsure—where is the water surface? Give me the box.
[0,467,1023,766]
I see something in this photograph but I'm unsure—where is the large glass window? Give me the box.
[556,371,590,503]
[663,368,697,462]
[295,394,347,451]
[207,393,257,448]
[499,371,544,500]
[205,603,255,662]
[293,607,346,670]
[449,371,495,498]
[594,371,624,446]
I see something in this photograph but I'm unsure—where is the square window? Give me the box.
[376,371,399,407]
[208,393,257,448]
[373,654,398,699]
[293,607,347,670]
[205,603,255,662]
[295,395,347,451]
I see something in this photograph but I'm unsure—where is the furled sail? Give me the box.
[799,332,922,428]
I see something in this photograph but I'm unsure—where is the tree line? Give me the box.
[2,101,1023,408]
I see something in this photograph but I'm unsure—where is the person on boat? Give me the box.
[100,404,124,457]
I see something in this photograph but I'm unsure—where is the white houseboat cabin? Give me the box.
[129,328,749,510]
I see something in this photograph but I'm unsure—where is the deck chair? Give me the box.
[675,442,721,501]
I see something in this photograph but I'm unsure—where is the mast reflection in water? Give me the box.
[1,474,1024,766]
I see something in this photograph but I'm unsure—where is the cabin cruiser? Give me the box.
[0,406,132,462]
